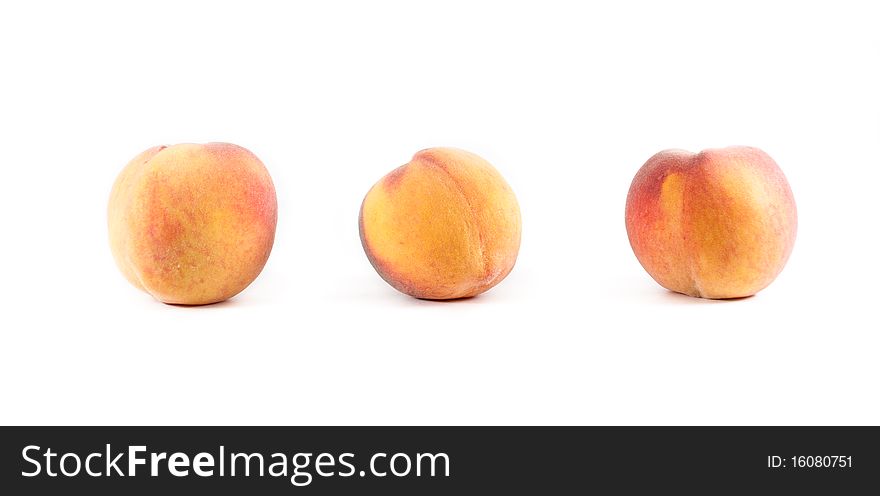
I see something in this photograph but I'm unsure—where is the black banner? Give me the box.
[2,427,876,493]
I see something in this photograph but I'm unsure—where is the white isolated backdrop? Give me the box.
[0,1,877,425]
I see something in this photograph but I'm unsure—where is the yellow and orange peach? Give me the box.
[625,146,797,299]
[359,147,521,299]
[108,143,277,305]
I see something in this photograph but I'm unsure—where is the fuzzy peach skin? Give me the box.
[625,146,797,299]
[359,147,521,300]
[108,143,277,305]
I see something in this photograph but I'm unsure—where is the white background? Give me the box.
[1,1,877,425]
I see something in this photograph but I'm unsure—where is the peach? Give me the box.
[359,147,521,299]
[108,143,277,305]
[625,146,797,299]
